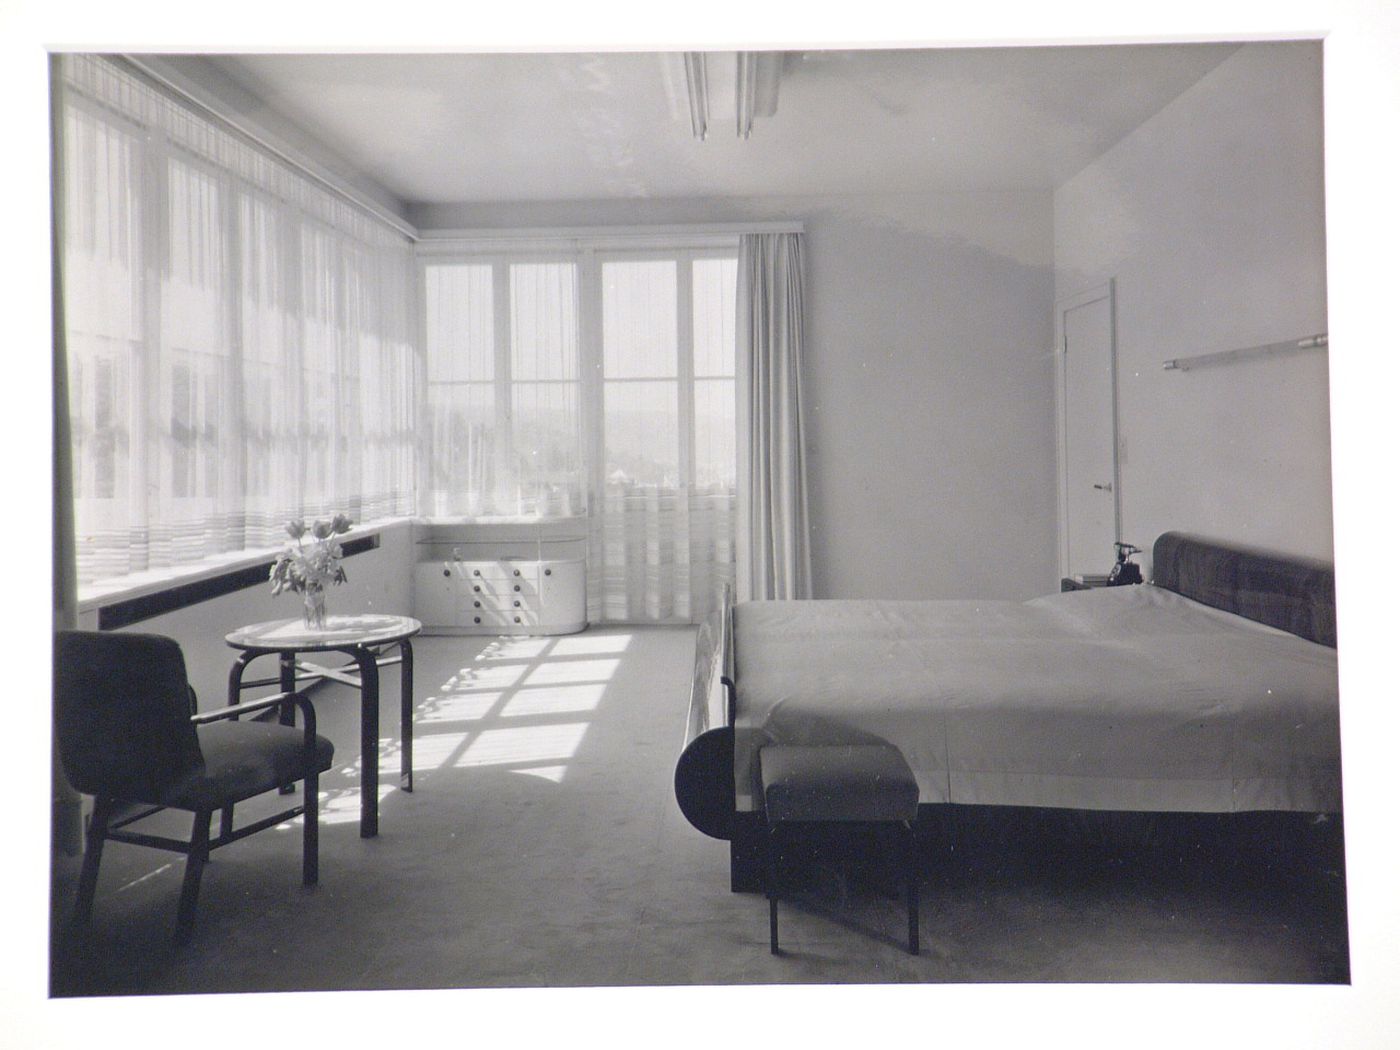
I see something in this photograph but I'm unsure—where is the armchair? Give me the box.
[54,630,334,943]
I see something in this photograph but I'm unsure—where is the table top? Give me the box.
[226,613,422,652]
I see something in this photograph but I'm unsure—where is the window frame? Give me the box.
[418,242,739,519]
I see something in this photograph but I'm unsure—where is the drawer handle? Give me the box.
[513,616,521,624]
[473,585,481,593]
[513,569,521,577]
[513,600,520,607]
[474,600,481,608]
[442,568,450,577]
[544,568,552,576]
[473,569,481,576]
[474,616,481,624]
[513,584,521,592]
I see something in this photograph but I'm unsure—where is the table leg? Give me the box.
[352,647,380,838]
[278,652,297,794]
[227,651,256,706]
[399,639,414,793]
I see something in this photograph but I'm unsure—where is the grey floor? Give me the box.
[49,626,1349,995]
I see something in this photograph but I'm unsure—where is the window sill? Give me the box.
[76,518,411,615]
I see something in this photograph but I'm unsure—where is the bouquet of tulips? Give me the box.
[269,513,353,596]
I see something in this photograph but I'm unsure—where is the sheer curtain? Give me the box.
[737,232,811,600]
[422,259,583,519]
[421,246,737,623]
[58,56,417,590]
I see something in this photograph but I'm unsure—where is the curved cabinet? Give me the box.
[413,556,586,636]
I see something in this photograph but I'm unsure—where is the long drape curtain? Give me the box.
[737,232,812,601]
[57,56,417,591]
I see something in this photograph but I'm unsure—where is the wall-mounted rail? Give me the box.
[1163,333,1328,372]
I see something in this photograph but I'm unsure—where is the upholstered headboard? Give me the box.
[1151,532,1336,648]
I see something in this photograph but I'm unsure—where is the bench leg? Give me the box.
[767,824,780,954]
[905,820,919,956]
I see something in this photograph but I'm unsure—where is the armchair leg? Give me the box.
[175,811,211,944]
[303,770,319,886]
[73,796,113,926]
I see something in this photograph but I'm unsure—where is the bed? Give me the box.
[674,532,1341,890]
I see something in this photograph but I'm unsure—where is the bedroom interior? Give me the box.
[22,4,1400,1041]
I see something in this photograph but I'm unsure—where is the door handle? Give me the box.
[1093,482,1113,492]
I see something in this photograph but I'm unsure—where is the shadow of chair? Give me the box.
[54,630,334,943]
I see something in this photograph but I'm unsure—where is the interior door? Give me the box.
[1059,284,1120,580]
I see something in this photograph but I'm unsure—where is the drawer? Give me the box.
[458,561,538,582]
[464,593,541,614]
[465,608,540,628]
[463,577,539,600]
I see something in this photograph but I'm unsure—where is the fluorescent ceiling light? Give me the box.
[684,51,783,141]
[683,52,709,140]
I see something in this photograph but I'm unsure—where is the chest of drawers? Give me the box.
[413,556,586,635]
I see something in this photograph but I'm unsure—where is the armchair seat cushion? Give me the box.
[760,743,918,824]
[158,721,335,812]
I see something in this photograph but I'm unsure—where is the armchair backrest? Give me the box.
[54,631,204,802]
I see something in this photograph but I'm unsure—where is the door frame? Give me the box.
[1055,279,1121,581]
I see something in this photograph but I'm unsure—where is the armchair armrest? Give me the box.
[191,691,319,740]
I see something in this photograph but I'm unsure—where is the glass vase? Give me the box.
[301,584,327,630]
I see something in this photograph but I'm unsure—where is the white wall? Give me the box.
[77,521,415,709]
[1054,42,1331,575]
[416,190,1059,601]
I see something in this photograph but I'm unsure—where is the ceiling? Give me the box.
[192,44,1242,207]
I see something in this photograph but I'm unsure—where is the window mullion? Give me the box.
[677,251,696,490]
[579,248,603,517]
[493,259,514,512]
[136,123,167,572]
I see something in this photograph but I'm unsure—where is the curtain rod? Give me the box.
[416,221,804,242]
[1162,332,1328,372]
[114,55,421,242]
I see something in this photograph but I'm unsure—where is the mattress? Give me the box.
[732,584,1341,814]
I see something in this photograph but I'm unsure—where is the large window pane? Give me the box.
[513,381,582,516]
[428,382,496,516]
[512,263,577,380]
[426,264,493,381]
[694,378,736,491]
[602,260,677,377]
[693,257,737,377]
[604,380,679,488]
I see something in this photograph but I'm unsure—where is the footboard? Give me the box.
[674,584,736,840]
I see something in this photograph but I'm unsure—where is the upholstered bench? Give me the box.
[758,742,920,955]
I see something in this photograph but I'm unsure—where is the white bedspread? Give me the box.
[733,585,1341,814]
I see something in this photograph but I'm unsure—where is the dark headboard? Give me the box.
[1151,532,1336,648]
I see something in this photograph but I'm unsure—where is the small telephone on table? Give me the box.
[1107,542,1143,586]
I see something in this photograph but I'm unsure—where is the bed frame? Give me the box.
[674,532,1338,892]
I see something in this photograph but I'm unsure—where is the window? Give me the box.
[422,245,738,621]
[422,259,583,518]
[59,55,418,590]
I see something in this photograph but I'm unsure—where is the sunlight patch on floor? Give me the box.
[116,862,175,893]
[418,691,504,721]
[509,765,568,783]
[551,633,632,656]
[277,784,397,827]
[455,722,589,768]
[521,657,620,687]
[410,729,472,768]
[502,683,605,717]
